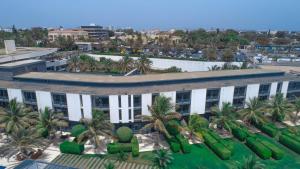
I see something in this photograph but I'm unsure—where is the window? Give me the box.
[118,96,122,107]
[119,109,122,121]
[288,81,300,91]
[287,81,300,101]
[176,91,191,115]
[277,82,282,93]
[152,93,159,105]
[22,91,37,104]
[128,95,132,107]
[134,108,142,121]
[205,101,219,112]
[92,96,109,109]
[233,86,246,108]
[234,86,246,98]
[233,98,245,108]
[129,109,132,120]
[258,84,271,101]
[0,89,8,100]
[52,93,67,107]
[205,89,220,112]
[133,95,141,108]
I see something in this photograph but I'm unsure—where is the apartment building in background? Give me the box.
[48,29,89,42]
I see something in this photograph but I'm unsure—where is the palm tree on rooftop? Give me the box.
[238,97,265,126]
[119,55,134,73]
[267,93,293,122]
[0,99,38,135]
[77,109,113,148]
[67,55,80,72]
[211,102,236,130]
[135,55,152,74]
[139,96,181,145]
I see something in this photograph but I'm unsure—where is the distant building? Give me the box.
[80,25,110,40]
[48,29,89,42]
[75,42,92,51]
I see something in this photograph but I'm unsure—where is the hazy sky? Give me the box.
[1,0,300,30]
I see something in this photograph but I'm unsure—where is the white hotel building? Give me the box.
[0,59,300,130]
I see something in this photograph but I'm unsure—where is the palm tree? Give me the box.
[235,155,265,169]
[209,65,221,71]
[67,55,80,72]
[153,149,174,169]
[267,93,292,122]
[119,55,134,73]
[211,102,236,130]
[37,107,68,138]
[181,114,208,141]
[0,99,38,134]
[77,109,113,148]
[135,56,152,74]
[139,96,181,140]
[0,127,49,160]
[289,97,300,126]
[238,98,266,126]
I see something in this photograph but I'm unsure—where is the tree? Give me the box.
[203,48,217,61]
[211,102,236,130]
[209,65,221,71]
[289,97,300,126]
[0,99,38,134]
[37,107,68,138]
[135,56,152,74]
[267,93,292,122]
[238,98,265,126]
[181,115,208,141]
[153,149,174,169]
[119,55,134,73]
[67,56,81,72]
[139,96,181,144]
[77,109,113,148]
[235,155,265,169]
[79,54,98,72]
[0,128,49,160]
[223,49,234,62]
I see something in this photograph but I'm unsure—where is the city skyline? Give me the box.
[1,0,300,31]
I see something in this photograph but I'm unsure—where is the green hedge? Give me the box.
[210,142,231,160]
[282,131,300,143]
[219,139,234,153]
[131,136,139,157]
[260,125,278,137]
[71,124,87,138]
[246,137,272,159]
[166,136,180,153]
[175,134,191,153]
[203,132,218,145]
[259,139,284,160]
[107,143,132,154]
[232,128,248,141]
[279,134,300,154]
[166,120,180,136]
[116,127,133,143]
[60,141,84,155]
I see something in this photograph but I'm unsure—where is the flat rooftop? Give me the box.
[14,69,284,85]
[0,59,43,68]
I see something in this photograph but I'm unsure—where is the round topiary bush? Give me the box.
[71,124,87,138]
[165,120,180,136]
[116,126,133,143]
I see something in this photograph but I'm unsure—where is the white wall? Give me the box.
[245,84,260,104]
[219,86,234,108]
[36,91,53,111]
[7,88,23,102]
[160,91,176,111]
[142,93,152,116]
[66,93,81,121]
[281,81,289,98]
[82,95,92,119]
[190,89,207,114]
[89,54,242,72]
[121,95,129,123]
[109,95,119,123]
[270,82,278,97]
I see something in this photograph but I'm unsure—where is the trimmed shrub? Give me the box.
[279,134,300,154]
[165,120,180,136]
[170,141,181,153]
[107,142,132,154]
[131,136,139,157]
[259,139,284,160]
[71,124,87,138]
[60,141,84,155]
[232,128,248,141]
[175,134,191,153]
[37,127,49,138]
[189,115,209,131]
[210,142,231,160]
[202,132,218,145]
[219,139,234,153]
[116,127,133,143]
[282,131,300,143]
[261,125,278,137]
[246,137,272,159]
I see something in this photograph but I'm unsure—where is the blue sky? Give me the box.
[1,0,300,30]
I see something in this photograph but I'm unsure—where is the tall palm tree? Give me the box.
[67,55,80,72]
[0,99,38,134]
[139,96,181,139]
[238,98,266,126]
[77,109,113,148]
[0,127,49,160]
[153,149,174,169]
[135,56,152,74]
[267,93,292,122]
[37,107,68,138]
[119,55,134,73]
[181,114,208,141]
[211,102,236,130]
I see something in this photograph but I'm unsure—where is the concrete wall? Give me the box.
[245,84,260,104]
[142,93,152,116]
[89,54,242,72]
[121,95,129,123]
[270,82,278,97]
[109,95,119,123]
[190,89,207,114]
[281,81,289,98]
[82,95,92,119]
[7,88,23,102]
[36,91,53,111]
[66,93,81,121]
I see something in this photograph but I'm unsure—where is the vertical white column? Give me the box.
[245,84,260,104]
[219,86,234,108]
[121,95,129,123]
[142,93,152,116]
[82,95,92,119]
[66,93,81,121]
[281,81,289,98]
[36,91,53,111]
[160,91,176,110]
[109,95,119,123]
[269,82,278,97]
[7,88,23,103]
[190,89,207,114]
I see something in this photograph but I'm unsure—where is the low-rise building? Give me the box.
[48,29,88,42]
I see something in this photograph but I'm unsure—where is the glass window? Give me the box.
[152,93,159,105]
[234,86,246,97]
[52,93,67,106]
[176,104,190,115]
[128,95,132,107]
[259,84,271,95]
[277,82,282,93]
[134,108,142,121]
[206,89,220,100]
[93,96,109,109]
[0,89,8,100]
[288,81,300,91]
[133,95,141,108]
[233,98,245,108]
[205,101,219,112]
[176,91,191,103]
[129,109,132,120]
[118,96,122,107]
[119,109,122,120]
[23,91,37,104]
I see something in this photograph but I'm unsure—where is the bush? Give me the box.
[232,128,248,141]
[203,132,218,145]
[116,127,133,143]
[282,131,300,143]
[210,142,231,160]
[165,120,180,136]
[219,139,234,153]
[259,139,284,160]
[60,141,84,155]
[189,115,209,131]
[279,134,300,154]
[170,141,181,152]
[175,134,191,153]
[246,137,272,159]
[71,124,87,138]
[261,125,278,137]
[131,136,139,157]
[107,142,132,154]
[37,127,49,138]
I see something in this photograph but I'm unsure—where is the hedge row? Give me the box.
[210,142,231,160]
[279,134,300,154]
[175,134,192,153]
[131,136,139,157]
[60,141,84,155]
[166,136,180,153]
[259,139,284,160]
[281,131,300,143]
[246,137,272,159]
[232,127,248,141]
[107,142,132,154]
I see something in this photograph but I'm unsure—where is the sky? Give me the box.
[1,0,300,31]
